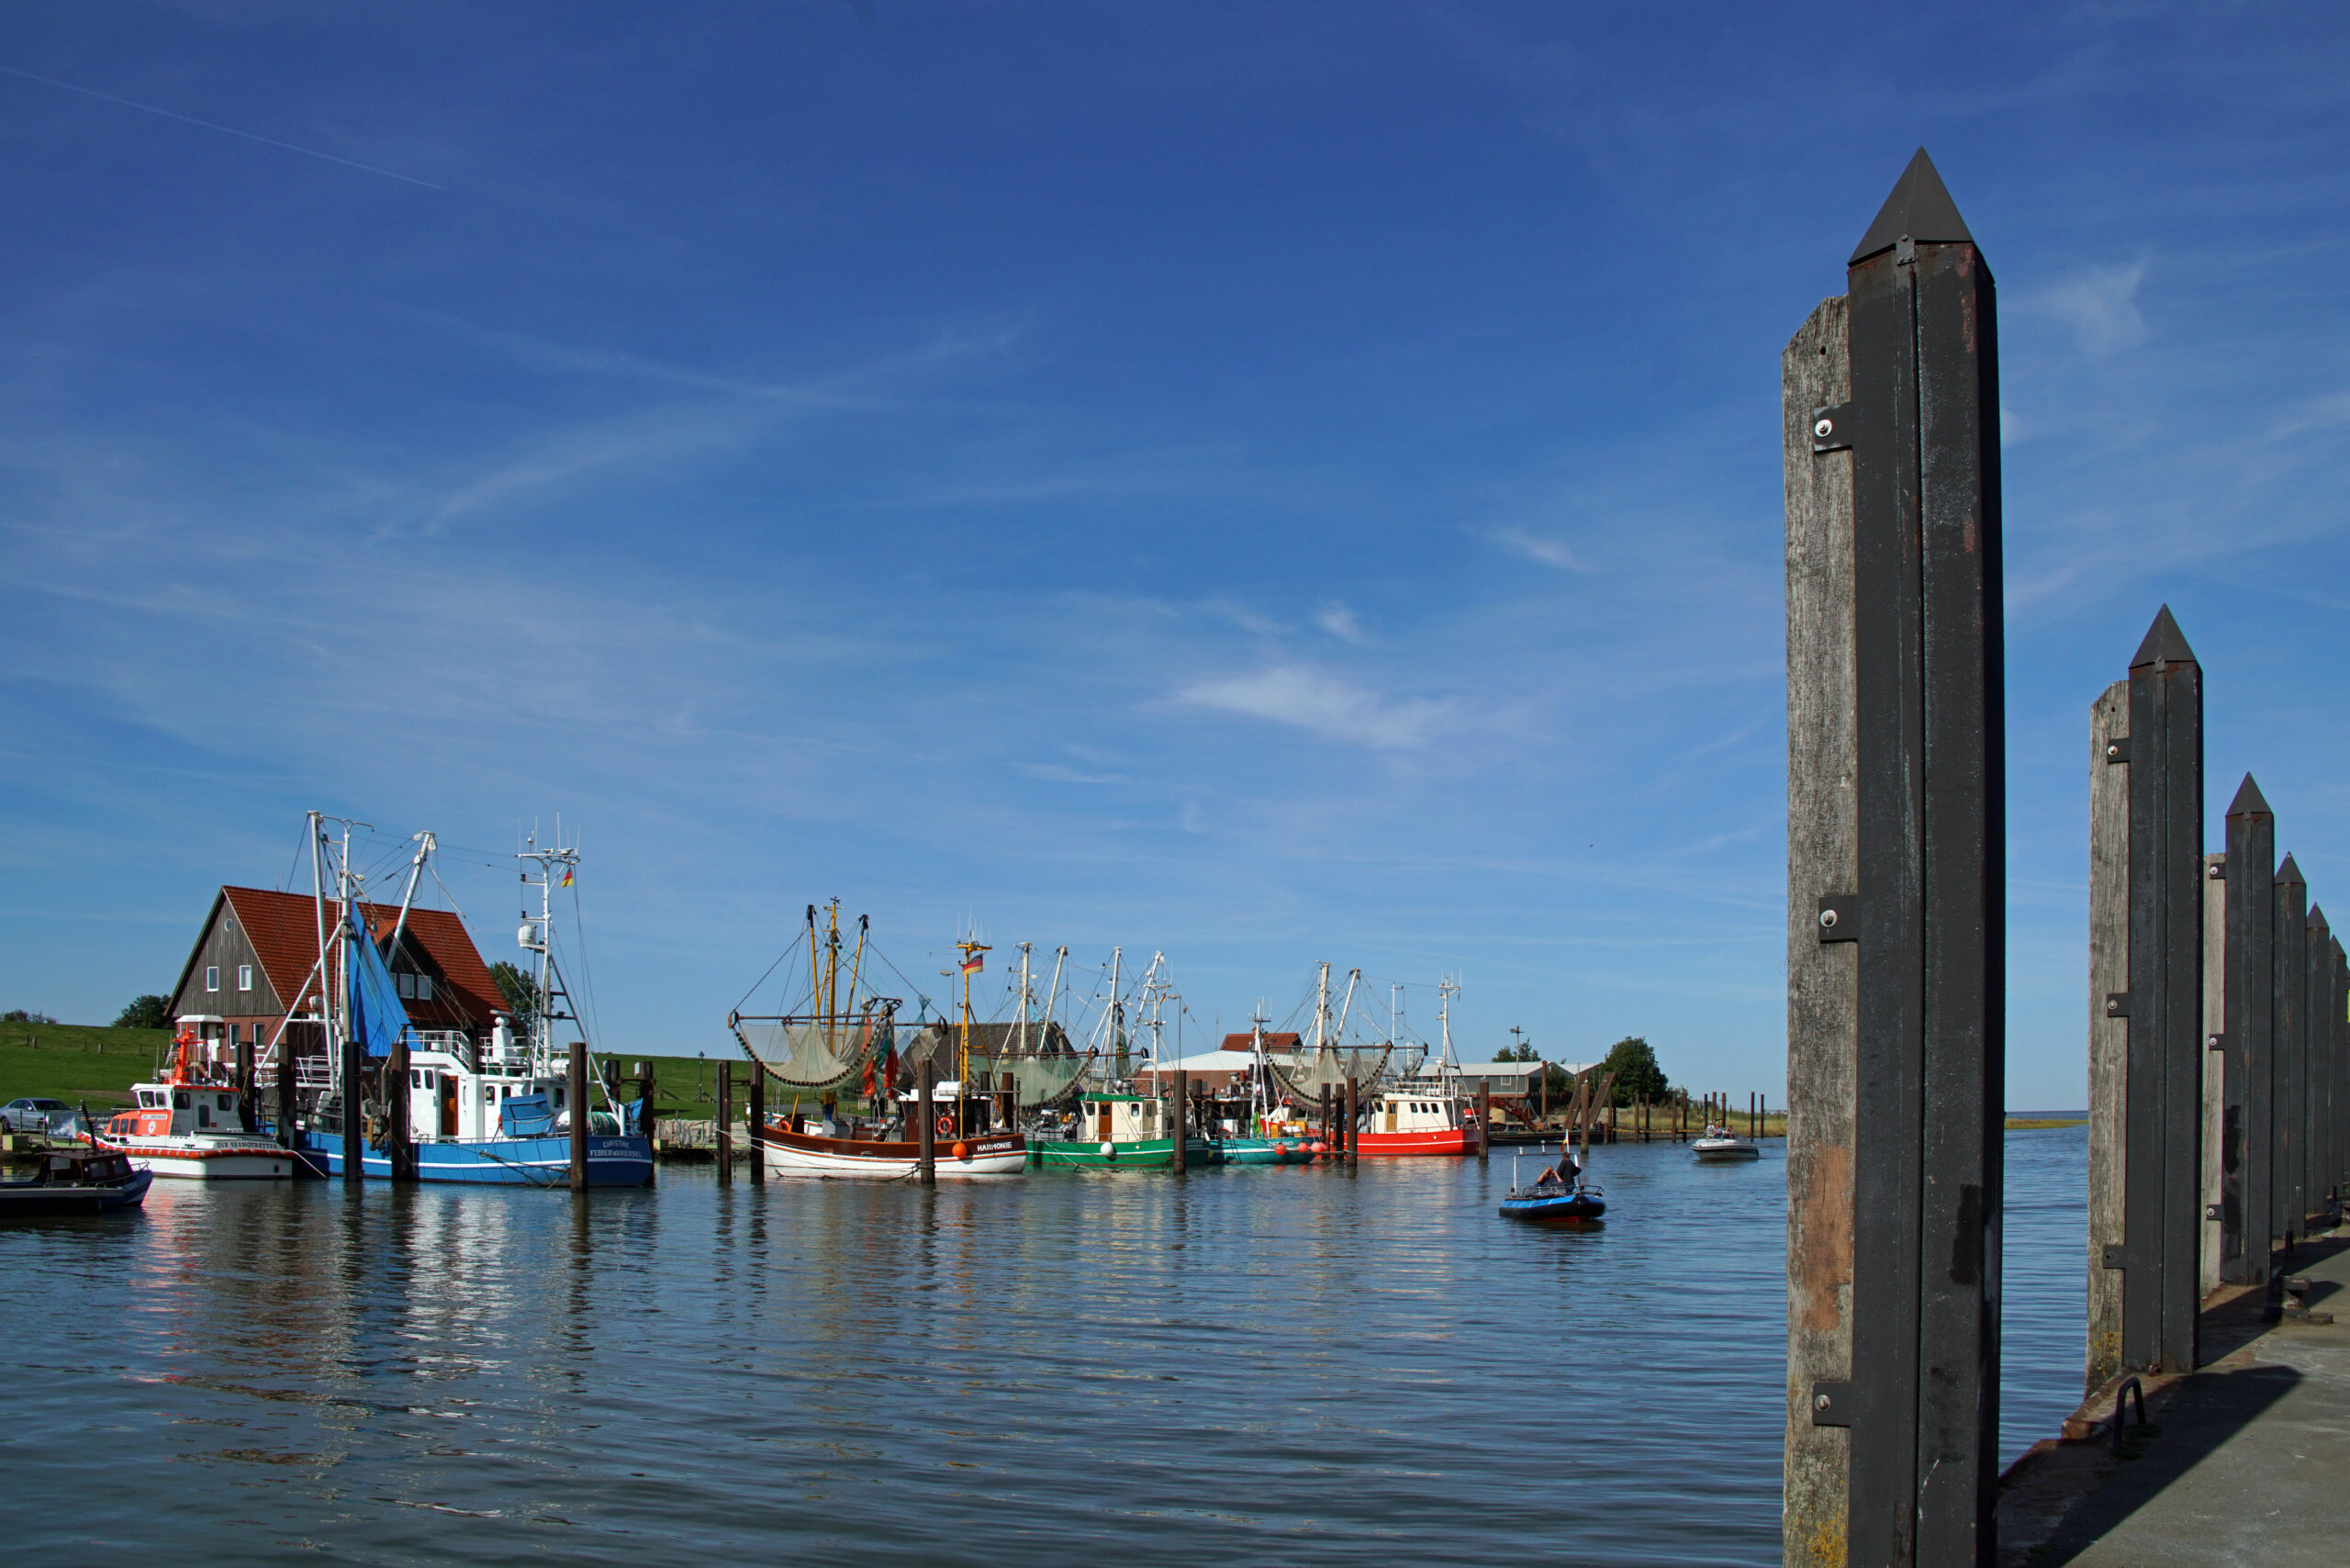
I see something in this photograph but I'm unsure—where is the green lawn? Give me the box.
[0,1029,865,1122]
[0,1023,171,1108]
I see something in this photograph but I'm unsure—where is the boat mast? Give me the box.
[308,812,334,1090]
[1108,946,1124,1080]
[1045,945,1067,1040]
[1314,961,1329,1056]
[1438,975,1461,1092]
[956,933,989,1089]
[1016,942,1033,1056]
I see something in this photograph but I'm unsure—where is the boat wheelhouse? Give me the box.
[1032,1092,1214,1168]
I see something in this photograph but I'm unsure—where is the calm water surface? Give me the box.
[2,1128,2086,1565]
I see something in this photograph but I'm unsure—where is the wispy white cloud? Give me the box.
[1176,666,1450,749]
[1315,599,1368,644]
[2030,262,2151,358]
[1013,761,1128,786]
[1490,526,1590,573]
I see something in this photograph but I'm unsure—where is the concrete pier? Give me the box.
[1998,1224,2350,1564]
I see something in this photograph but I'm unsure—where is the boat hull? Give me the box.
[759,1124,1026,1179]
[0,1167,152,1217]
[94,1136,297,1181]
[1356,1126,1484,1158]
[1214,1137,1320,1166]
[1498,1191,1606,1223]
[302,1132,655,1186]
[1032,1136,1215,1169]
[1692,1139,1762,1162]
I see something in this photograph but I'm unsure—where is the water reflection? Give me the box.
[1,1132,2089,1566]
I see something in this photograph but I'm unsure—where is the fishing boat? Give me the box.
[1692,1125,1762,1162]
[93,1029,297,1180]
[1356,980,1485,1158]
[761,1082,1026,1178]
[303,832,654,1186]
[1031,1092,1214,1168]
[739,906,1032,1179]
[1,1145,152,1218]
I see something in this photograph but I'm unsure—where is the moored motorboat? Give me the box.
[1,1145,153,1217]
[1691,1125,1762,1161]
[93,1030,297,1180]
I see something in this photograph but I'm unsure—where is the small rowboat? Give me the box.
[1498,1184,1605,1223]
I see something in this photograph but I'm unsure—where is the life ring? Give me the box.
[936,1113,955,1137]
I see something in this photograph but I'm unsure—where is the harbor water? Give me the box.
[2,1127,2087,1565]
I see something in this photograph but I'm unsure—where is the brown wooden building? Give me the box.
[166,886,509,1075]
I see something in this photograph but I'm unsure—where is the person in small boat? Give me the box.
[1534,1151,1580,1189]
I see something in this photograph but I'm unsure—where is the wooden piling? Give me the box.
[235,1036,254,1132]
[568,1042,589,1193]
[1171,1069,1188,1169]
[2201,853,2227,1297]
[715,1059,733,1187]
[1783,287,1857,1568]
[917,1058,935,1186]
[276,1049,296,1149]
[386,1034,413,1183]
[2087,678,2129,1390]
[1478,1079,1491,1158]
[341,1031,364,1184]
[748,1066,766,1184]
[1344,1076,1358,1168]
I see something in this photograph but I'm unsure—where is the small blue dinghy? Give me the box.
[1498,1142,1605,1223]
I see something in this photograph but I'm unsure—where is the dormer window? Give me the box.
[395,972,436,1002]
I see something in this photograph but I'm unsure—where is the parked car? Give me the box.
[1,1097,73,1133]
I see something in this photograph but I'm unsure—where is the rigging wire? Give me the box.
[732,928,809,1014]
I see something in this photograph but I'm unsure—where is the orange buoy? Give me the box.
[952,1141,969,1160]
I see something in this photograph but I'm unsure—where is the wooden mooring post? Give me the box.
[1478,1079,1490,1157]
[1783,148,2003,1568]
[1170,1069,1189,1170]
[2275,857,2306,1247]
[386,1034,414,1183]
[1344,1075,1358,1169]
[917,1058,935,1187]
[715,1059,733,1187]
[568,1042,589,1193]
[2222,778,2277,1285]
[747,1066,766,1184]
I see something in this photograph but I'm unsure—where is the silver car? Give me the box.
[0,1097,73,1133]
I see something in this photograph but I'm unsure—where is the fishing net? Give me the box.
[732,1006,894,1091]
[1266,1045,1395,1102]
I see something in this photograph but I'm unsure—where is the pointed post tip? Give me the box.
[2226,774,2271,819]
[2277,853,2306,889]
[2129,604,2198,670]
[1850,147,1975,265]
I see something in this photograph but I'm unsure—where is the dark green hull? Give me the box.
[1030,1135,1215,1169]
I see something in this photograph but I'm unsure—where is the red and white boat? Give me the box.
[1355,980,1486,1158]
[1356,1088,1487,1157]
[759,1086,1026,1180]
[93,1029,297,1180]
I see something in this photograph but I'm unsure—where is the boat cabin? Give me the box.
[1068,1092,1167,1144]
[1370,1093,1468,1136]
[401,1021,578,1141]
[113,1081,250,1140]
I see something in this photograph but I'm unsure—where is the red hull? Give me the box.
[1355,1126,1484,1158]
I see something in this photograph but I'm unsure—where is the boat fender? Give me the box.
[935,1113,954,1137]
[1099,1140,1115,1159]
[952,1141,969,1161]
[1273,1141,1288,1159]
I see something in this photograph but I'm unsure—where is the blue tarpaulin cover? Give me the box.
[500,1093,556,1137]
[346,915,412,1058]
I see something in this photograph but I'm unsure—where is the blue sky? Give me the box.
[4,3,2347,1108]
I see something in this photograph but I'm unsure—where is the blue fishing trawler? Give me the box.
[299,834,653,1187]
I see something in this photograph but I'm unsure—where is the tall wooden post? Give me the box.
[715,1059,733,1187]
[1319,1083,1331,1148]
[386,1035,414,1183]
[1478,1079,1491,1158]
[276,1048,297,1149]
[2333,938,2349,1205]
[341,1030,365,1185]
[1170,1070,1189,1169]
[2111,608,2203,1374]
[1785,148,2003,1568]
[2222,778,2276,1284]
[235,1036,255,1132]
[2200,854,2226,1299]
[1344,1076,1358,1168]
[2275,857,2307,1245]
[2087,680,2130,1383]
[917,1058,936,1186]
[567,1042,589,1193]
[747,1066,766,1185]
[2302,907,2322,1222]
